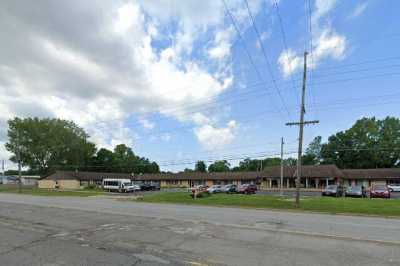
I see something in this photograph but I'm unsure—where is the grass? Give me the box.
[0,185,106,197]
[139,192,400,217]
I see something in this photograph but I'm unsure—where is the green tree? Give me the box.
[303,136,322,165]
[208,160,230,172]
[320,117,400,168]
[90,144,159,174]
[6,117,96,174]
[195,161,207,172]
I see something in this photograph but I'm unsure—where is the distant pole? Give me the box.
[16,130,22,193]
[280,137,284,196]
[1,159,4,175]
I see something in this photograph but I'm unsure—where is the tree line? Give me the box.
[5,116,400,175]
[185,116,400,172]
[5,117,159,175]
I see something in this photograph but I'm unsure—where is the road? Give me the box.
[0,194,399,266]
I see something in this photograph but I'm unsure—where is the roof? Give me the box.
[41,165,344,182]
[262,164,344,179]
[135,171,262,181]
[42,171,133,181]
[342,168,400,179]
[42,170,262,181]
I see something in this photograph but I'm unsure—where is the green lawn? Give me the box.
[0,186,105,197]
[139,192,400,217]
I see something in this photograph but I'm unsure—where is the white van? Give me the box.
[102,179,140,193]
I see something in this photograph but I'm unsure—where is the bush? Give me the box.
[85,184,97,190]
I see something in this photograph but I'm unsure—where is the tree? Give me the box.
[303,136,322,165]
[195,161,207,172]
[90,144,160,174]
[320,117,400,168]
[208,160,230,172]
[5,117,96,174]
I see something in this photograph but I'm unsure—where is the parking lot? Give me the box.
[256,190,400,199]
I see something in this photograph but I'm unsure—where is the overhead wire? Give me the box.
[222,0,288,119]
[243,0,293,118]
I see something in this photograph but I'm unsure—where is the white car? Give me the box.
[388,185,400,192]
[207,185,222,193]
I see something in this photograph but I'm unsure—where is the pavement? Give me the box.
[0,193,399,266]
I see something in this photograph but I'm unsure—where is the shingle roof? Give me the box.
[262,164,344,178]
[342,168,400,179]
[42,171,133,181]
[42,165,345,182]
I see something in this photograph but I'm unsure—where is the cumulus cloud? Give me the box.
[0,0,265,167]
[278,0,346,77]
[194,120,237,150]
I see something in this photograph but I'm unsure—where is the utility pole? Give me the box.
[16,130,22,193]
[286,52,319,207]
[280,137,284,196]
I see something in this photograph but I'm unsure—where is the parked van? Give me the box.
[102,179,139,193]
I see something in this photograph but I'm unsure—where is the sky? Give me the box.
[0,0,399,172]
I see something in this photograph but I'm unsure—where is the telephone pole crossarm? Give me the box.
[285,120,319,126]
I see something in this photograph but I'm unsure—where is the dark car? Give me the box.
[238,184,257,194]
[345,186,367,198]
[224,184,237,194]
[370,185,391,199]
[322,185,344,197]
[139,182,160,191]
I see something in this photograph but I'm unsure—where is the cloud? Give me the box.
[348,2,368,19]
[278,49,303,78]
[138,118,155,130]
[278,0,346,77]
[194,120,237,150]
[0,0,257,162]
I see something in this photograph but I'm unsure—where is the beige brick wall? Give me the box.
[161,180,190,188]
[38,180,56,189]
[59,180,80,189]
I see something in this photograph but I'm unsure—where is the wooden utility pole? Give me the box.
[16,130,22,193]
[280,137,284,196]
[286,52,319,207]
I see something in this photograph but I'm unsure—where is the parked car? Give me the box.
[137,182,160,191]
[345,186,367,198]
[207,185,222,193]
[322,185,344,197]
[388,184,400,192]
[370,185,391,198]
[237,184,257,194]
[223,184,237,193]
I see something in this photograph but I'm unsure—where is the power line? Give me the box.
[222,0,288,119]
[243,0,293,118]
[274,0,300,105]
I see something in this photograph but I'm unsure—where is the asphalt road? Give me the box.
[0,194,399,266]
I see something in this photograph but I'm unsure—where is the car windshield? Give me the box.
[326,185,337,190]
[347,186,361,192]
[123,182,131,186]
[373,186,386,191]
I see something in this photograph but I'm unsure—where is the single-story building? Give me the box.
[38,171,134,189]
[261,164,344,189]
[342,168,400,187]
[38,166,400,190]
